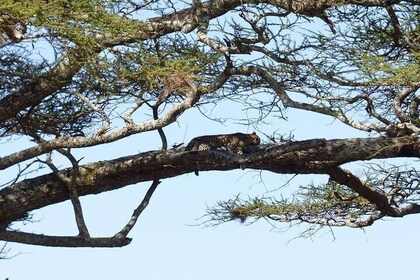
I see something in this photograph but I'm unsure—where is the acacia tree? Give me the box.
[0,0,419,250]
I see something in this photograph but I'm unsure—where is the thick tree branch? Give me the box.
[327,166,397,215]
[0,180,161,247]
[328,166,420,221]
[0,136,418,228]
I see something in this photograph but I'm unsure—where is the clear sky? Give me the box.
[1,3,419,279]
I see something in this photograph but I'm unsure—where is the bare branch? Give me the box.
[152,105,168,151]
[409,95,420,121]
[41,151,90,238]
[393,87,418,123]
[121,96,145,125]
[0,231,131,248]
[115,180,160,239]
[0,160,41,189]
[0,89,199,170]
[71,91,110,136]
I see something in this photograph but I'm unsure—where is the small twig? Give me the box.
[114,179,160,239]
[72,91,110,136]
[0,160,41,188]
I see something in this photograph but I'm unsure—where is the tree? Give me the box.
[0,0,419,251]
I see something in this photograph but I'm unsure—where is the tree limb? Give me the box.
[114,179,160,239]
[327,166,397,215]
[1,136,418,228]
[0,231,131,248]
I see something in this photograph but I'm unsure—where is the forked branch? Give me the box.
[0,180,160,247]
[42,150,90,238]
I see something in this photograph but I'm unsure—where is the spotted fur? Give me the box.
[185,132,260,154]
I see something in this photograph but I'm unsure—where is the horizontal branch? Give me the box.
[0,231,131,247]
[0,136,418,228]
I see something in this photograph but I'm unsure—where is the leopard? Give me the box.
[185,132,260,154]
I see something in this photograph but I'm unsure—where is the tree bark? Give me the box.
[1,136,418,228]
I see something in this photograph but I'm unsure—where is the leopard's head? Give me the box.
[249,132,261,145]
